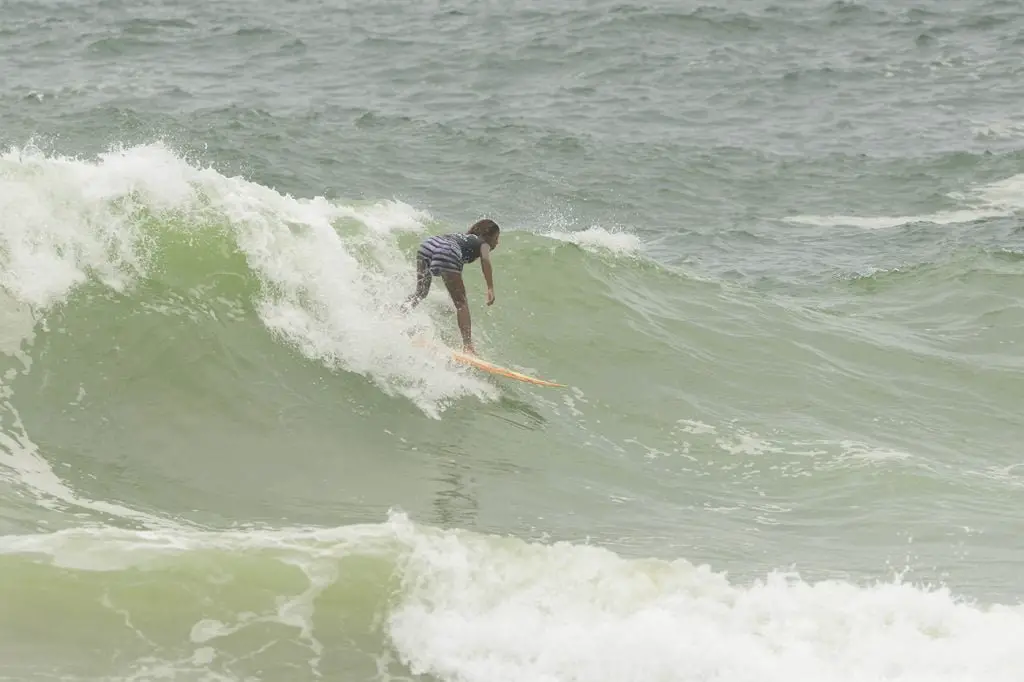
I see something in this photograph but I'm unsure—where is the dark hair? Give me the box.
[468,218,500,239]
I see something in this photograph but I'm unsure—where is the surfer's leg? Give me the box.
[441,271,473,353]
[403,255,432,310]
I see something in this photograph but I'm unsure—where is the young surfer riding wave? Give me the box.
[402,218,500,356]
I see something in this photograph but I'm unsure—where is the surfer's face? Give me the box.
[488,233,500,250]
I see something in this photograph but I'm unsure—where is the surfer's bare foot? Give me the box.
[463,344,476,356]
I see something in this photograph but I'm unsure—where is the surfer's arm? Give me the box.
[480,243,495,305]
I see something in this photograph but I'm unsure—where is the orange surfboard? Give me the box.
[413,335,565,387]
[449,348,566,388]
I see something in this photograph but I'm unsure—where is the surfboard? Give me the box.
[449,348,566,388]
[412,335,565,387]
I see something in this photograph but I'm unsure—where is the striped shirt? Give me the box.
[417,233,484,274]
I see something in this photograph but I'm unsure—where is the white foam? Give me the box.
[784,210,1008,230]
[0,146,149,307]
[388,518,1024,682]
[676,418,718,435]
[1,513,1021,681]
[715,431,784,456]
[0,142,498,417]
[783,173,1024,230]
[0,290,37,366]
[838,440,913,463]
[971,119,1024,140]
[543,225,644,255]
[971,173,1024,212]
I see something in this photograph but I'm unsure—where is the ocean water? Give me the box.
[1,0,1024,679]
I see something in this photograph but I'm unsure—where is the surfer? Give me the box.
[403,218,500,355]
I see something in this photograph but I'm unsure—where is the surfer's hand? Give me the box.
[486,288,495,306]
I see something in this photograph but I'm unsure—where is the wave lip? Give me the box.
[541,225,644,255]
